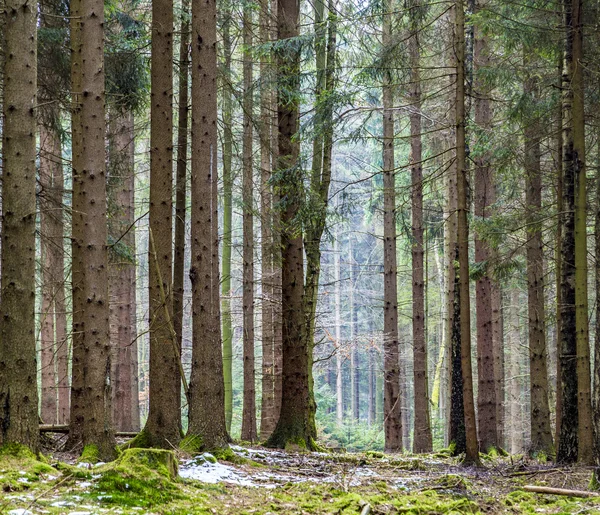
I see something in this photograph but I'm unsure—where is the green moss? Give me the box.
[92,448,180,507]
[212,447,248,465]
[364,451,385,459]
[180,434,204,454]
[0,443,57,492]
[80,444,100,464]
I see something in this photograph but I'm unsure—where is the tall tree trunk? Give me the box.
[334,230,343,425]
[40,126,58,426]
[68,0,115,459]
[554,51,564,450]
[382,0,402,453]
[523,52,554,455]
[173,0,190,417]
[46,125,70,426]
[558,0,591,464]
[188,0,229,451]
[350,237,360,421]
[266,0,318,450]
[409,9,432,454]
[241,1,257,443]
[473,0,497,453]
[491,283,504,449]
[259,0,276,441]
[221,0,234,434]
[594,122,600,458]
[0,0,38,451]
[108,111,138,432]
[455,0,479,465]
[140,0,181,448]
[301,0,337,434]
[569,0,593,465]
[509,289,524,454]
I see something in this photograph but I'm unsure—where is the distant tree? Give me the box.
[241,0,257,443]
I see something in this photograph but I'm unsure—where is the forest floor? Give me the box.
[1,438,600,514]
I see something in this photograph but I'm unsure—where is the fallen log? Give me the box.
[523,485,600,498]
[40,425,138,438]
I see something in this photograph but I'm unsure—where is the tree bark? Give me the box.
[409,8,433,454]
[140,0,181,449]
[108,111,139,433]
[523,51,554,456]
[220,1,234,434]
[39,126,58,426]
[455,0,479,466]
[173,0,190,420]
[241,1,257,443]
[266,0,318,450]
[382,0,402,453]
[259,0,276,441]
[0,0,39,452]
[188,0,229,451]
[68,0,115,459]
[473,0,497,453]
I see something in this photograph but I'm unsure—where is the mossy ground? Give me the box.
[2,444,600,514]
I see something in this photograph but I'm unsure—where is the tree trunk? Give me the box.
[173,0,190,419]
[188,0,229,451]
[382,0,402,453]
[108,111,138,433]
[473,0,497,453]
[523,52,554,455]
[39,126,58,426]
[491,283,504,449]
[455,0,479,465]
[140,0,181,449]
[259,0,276,441]
[509,289,524,454]
[409,11,432,454]
[241,1,257,443]
[68,0,115,459]
[334,230,343,425]
[568,0,593,465]
[266,0,317,450]
[0,0,38,451]
[221,0,234,434]
[350,237,360,421]
[594,121,600,459]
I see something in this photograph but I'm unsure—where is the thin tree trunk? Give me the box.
[350,237,359,421]
[491,283,504,449]
[455,0,479,465]
[569,0,593,465]
[334,231,343,425]
[68,0,115,459]
[509,289,524,454]
[523,52,554,455]
[409,10,432,454]
[140,0,181,448]
[241,1,257,442]
[173,0,190,413]
[188,0,229,450]
[108,111,138,433]
[382,0,402,453]
[40,126,58,426]
[473,0,497,453]
[259,0,276,441]
[221,0,234,434]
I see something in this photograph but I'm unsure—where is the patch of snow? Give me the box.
[8,510,33,515]
[77,481,93,488]
[67,512,92,515]
[180,459,264,487]
[17,477,30,483]
[50,501,74,507]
